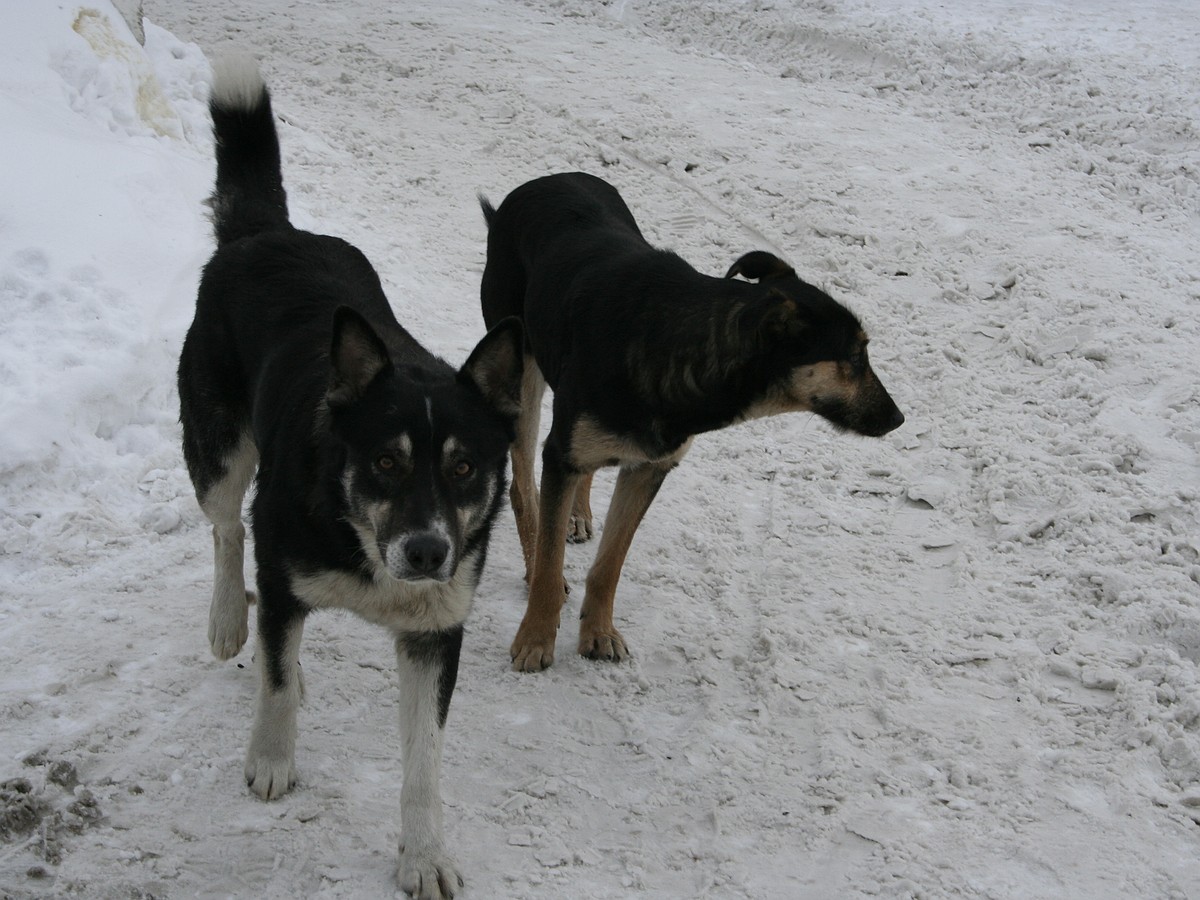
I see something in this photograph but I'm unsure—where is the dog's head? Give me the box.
[324,308,523,584]
[727,251,903,437]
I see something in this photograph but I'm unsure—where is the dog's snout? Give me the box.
[860,371,904,437]
[863,400,904,437]
[405,533,449,575]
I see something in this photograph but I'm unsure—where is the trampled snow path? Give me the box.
[1,0,1198,897]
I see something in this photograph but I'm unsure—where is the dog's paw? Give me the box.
[578,627,630,663]
[397,847,463,899]
[566,512,594,543]
[244,752,296,800]
[208,588,252,660]
[510,623,557,672]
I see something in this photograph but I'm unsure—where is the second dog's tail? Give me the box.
[207,55,289,246]
[478,194,497,229]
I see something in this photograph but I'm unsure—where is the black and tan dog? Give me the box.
[479,172,903,673]
[179,57,522,898]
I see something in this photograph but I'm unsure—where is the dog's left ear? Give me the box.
[327,307,392,408]
[725,251,796,282]
[460,317,524,419]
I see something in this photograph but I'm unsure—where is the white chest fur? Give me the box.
[289,553,478,632]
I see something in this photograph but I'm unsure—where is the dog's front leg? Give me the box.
[578,462,671,662]
[511,448,581,672]
[394,628,464,899]
[245,596,306,800]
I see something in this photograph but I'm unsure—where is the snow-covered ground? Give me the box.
[2,0,1198,896]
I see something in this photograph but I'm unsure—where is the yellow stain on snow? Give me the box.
[72,7,182,139]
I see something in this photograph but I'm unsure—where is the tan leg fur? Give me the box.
[577,463,669,661]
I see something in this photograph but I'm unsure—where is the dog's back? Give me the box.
[481,172,716,393]
[480,172,651,326]
[480,171,642,245]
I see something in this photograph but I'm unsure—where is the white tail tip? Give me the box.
[209,53,265,111]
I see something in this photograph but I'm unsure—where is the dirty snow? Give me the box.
[1,0,1198,897]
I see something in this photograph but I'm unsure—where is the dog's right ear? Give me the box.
[327,307,392,408]
[725,251,796,282]
[459,317,524,420]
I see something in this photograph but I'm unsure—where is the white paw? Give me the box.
[244,751,295,800]
[208,588,252,660]
[397,847,462,899]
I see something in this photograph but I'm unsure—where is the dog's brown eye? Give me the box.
[453,460,474,479]
[377,455,395,471]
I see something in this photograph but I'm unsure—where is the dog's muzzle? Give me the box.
[385,532,453,582]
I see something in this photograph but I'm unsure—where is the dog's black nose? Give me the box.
[405,534,449,575]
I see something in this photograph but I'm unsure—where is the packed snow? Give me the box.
[1,0,1198,897]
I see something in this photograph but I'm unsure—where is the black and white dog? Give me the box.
[178,56,522,898]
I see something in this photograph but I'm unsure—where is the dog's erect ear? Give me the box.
[460,317,524,419]
[725,251,797,282]
[327,307,392,408]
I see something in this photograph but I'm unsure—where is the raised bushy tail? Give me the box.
[207,55,289,246]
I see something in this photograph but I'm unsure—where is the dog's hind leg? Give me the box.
[567,472,595,543]
[195,431,258,661]
[577,462,671,662]
[245,592,306,800]
[509,358,545,582]
[511,443,581,672]
[180,336,258,658]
